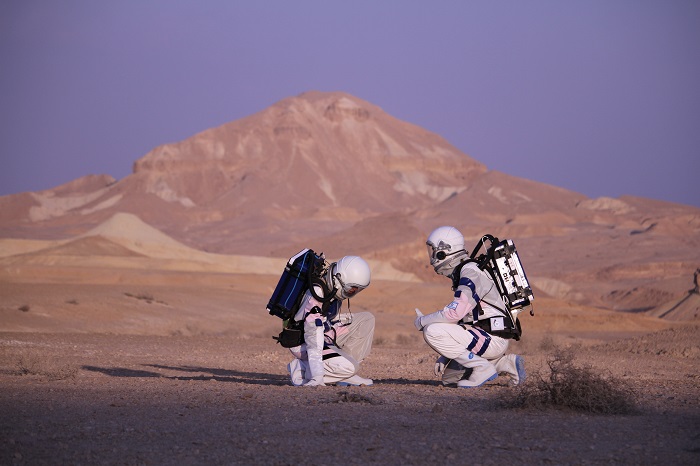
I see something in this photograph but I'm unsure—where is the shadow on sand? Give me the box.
[82,364,288,386]
[81,364,436,387]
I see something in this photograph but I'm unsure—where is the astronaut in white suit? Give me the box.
[287,256,374,387]
[415,226,526,388]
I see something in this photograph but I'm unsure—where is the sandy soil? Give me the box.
[1,275,699,465]
[2,89,699,465]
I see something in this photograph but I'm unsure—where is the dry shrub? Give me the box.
[15,353,78,380]
[373,333,420,347]
[373,335,388,347]
[15,353,42,375]
[504,347,637,415]
[538,334,556,352]
[394,333,414,346]
[125,292,154,303]
[336,391,376,404]
[124,291,167,305]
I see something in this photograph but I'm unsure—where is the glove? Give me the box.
[414,308,424,331]
[414,308,453,330]
[434,356,448,377]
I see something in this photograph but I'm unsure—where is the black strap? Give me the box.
[469,234,498,261]
[471,318,521,340]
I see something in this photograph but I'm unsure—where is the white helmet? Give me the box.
[426,226,468,277]
[329,256,371,300]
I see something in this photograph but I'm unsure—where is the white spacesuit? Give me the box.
[287,255,375,387]
[415,226,526,388]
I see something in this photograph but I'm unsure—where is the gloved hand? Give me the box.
[434,356,449,377]
[414,308,424,331]
[413,308,451,330]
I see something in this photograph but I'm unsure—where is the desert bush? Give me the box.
[124,291,167,305]
[16,353,78,380]
[538,334,556,352]
[503,347,637,414]
[373,335,388,347]
[125,292,154,303]
[15,353,42,375]
[394,333,414,346]
[373,333,420,347]
[18,304,30,312]
[336,391,377,404]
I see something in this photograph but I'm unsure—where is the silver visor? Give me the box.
[426,241,450,264]
[336,275,367,298]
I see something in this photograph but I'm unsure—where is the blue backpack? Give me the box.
[267,249,335,347]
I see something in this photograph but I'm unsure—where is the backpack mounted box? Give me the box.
[469,234,534,312]
[466,234,535,341]
[490,239,534,310]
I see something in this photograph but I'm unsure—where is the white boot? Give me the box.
[494,354,526,386]
[453,351,497,388]
[288,359,303,386]
[336,374,374,386]
[288,359,305,386]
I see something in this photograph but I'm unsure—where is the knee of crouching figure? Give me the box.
[422,322,446,343]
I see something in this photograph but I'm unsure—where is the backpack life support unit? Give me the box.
[455,234,534,341]
[266,248,335,347]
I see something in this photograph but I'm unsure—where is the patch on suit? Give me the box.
[490,317,505,331]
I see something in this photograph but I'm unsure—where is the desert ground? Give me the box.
[1,264,699,466]
[2,91,699,465]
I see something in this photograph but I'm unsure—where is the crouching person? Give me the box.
[415,226,526,388]
[287,256,375,387]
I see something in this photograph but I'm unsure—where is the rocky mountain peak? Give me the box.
[129,91,485,209]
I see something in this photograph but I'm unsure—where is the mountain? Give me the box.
[1,90,699,315]
[1,91,488,246]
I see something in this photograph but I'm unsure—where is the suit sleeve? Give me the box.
[420,264,486,325]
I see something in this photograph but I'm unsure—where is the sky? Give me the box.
[1,1,699,207]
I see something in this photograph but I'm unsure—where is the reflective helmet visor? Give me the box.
[335,274,366,298]
[426,240,451,264]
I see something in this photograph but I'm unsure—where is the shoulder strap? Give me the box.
[307,253,336,304]
[450,259,475,290]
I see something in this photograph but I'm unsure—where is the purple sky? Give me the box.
[2,1,699,207]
